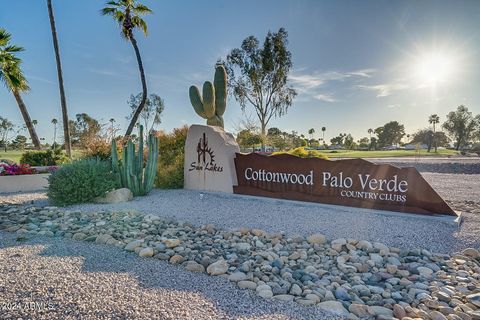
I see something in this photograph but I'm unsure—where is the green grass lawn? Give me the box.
[0,149,83,164]
[316,149,459,158]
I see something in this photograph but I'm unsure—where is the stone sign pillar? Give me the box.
[184,124,240,193]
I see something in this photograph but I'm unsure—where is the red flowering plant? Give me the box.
[0,163,36,176]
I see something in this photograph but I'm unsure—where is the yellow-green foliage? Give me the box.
[156,126,188,189]
[271,147,329,160]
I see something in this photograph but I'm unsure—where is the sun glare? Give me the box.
[414,51,455,86]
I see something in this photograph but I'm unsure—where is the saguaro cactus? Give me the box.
[111,125,159,196]
[189,65,227,128]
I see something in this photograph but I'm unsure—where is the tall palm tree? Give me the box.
[428,114,440,152]
[101,0,153,137]
[0,29,41,149]
[368,128,373,140]
[51,118,58,147]
[321,127,326,142]
[308,128,315,140]
[47,0,72,157]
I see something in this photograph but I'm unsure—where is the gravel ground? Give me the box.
[0,232,336,320]
[2,172,479,255]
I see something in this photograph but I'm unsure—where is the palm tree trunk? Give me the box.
[12,90,41,149]
[47,0,72,157]
[125,35,147,137]
[53,124,57,147]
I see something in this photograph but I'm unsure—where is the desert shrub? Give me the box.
[156,154,184,189]
[81,137,112,160]
[20,148,68,166]
[271,147,329,159]
[155,126,188,189]
[47,158,118,206]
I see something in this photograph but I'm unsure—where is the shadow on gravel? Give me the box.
[0,232,330,320]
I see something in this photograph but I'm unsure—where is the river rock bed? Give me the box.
[0,204,479,320]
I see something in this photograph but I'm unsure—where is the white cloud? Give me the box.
[290,68,375,90]
[348,68,376,78]
[313,94,337,102]
[356,83,409,97]
[289,68,375,103]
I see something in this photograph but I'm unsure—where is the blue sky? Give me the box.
[1,0,479,143]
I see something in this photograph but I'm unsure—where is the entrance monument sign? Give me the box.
[184,124,240,193]
[233,153,457,216]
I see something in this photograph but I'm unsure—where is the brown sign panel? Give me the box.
[233,153,457,216]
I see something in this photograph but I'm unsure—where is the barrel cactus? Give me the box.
[111,125,159,196]
[189,65,227,128]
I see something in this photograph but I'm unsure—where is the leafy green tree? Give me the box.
[101,0,153,137]
[0,28,41,149]
[236,129,263,150]
[411,128,450,149]
[47,0,72,157]
[428,114,440,152]
[0,117,15,152]
[267,127,282,136]
[375,121,405,148]
[442,105,480,150]
[127,93,165,135]
[330,133,346,147]
[357,137,370,149]
[68,113,102,148]
[308,139,319,148]
[224,28,297,149]
[344,134,355,150]
[10,135,27,150]
[266,127,288,150]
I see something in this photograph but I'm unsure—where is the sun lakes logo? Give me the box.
[189,132,224,173]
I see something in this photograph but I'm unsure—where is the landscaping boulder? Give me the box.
[94,188,133,204]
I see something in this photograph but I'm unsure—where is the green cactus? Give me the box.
[189,65,227,128]
[111,125,159,196]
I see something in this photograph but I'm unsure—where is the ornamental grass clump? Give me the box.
[47,158,118,206]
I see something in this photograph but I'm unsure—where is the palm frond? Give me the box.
[3,45,24,53]
[0,63,29,92]
[114,11,125,24]
[100,7,117,16]
[131,16,148,36]
[133,4,152,15]
[0,29,12,47]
